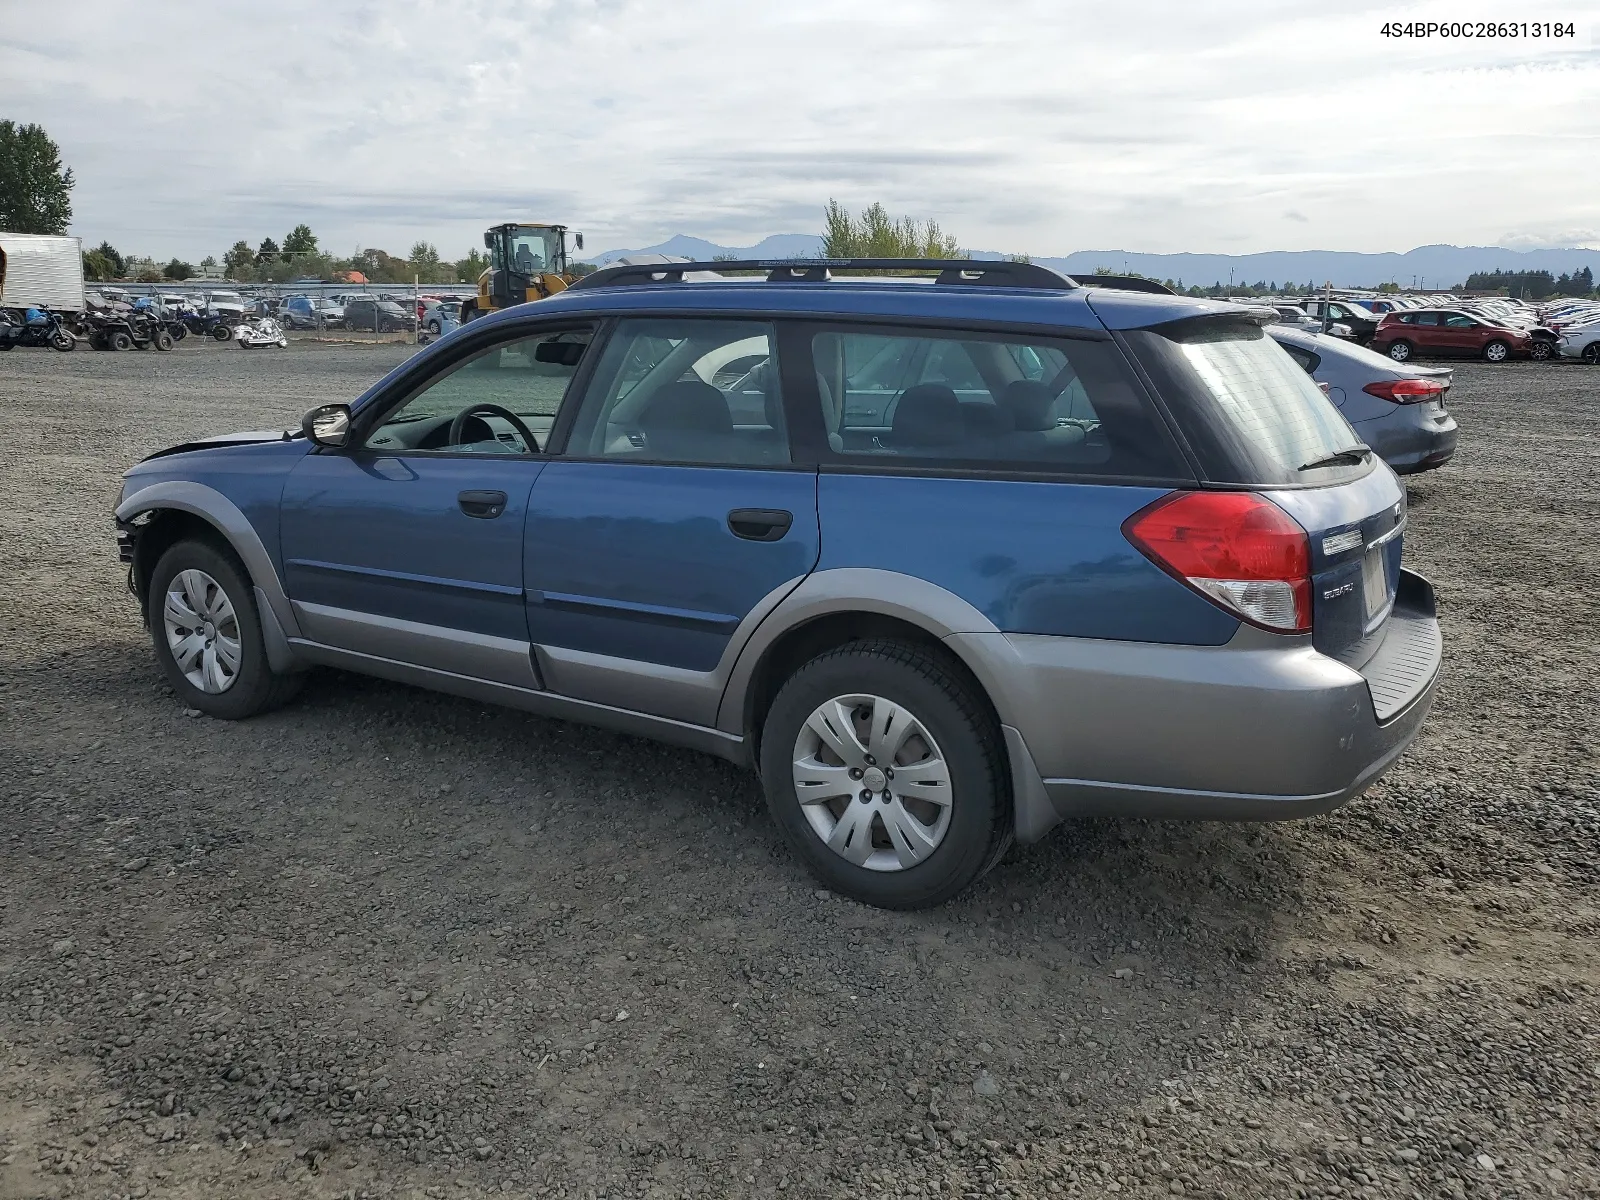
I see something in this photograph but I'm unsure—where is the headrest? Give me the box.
[1001,380,1056,431]
[891,384,965,449]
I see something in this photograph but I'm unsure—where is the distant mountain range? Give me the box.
[587,236,1600,290]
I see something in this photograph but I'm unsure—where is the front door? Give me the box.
[279,325,594,687]
[525,317,819,724]
[1439,313,1485,357]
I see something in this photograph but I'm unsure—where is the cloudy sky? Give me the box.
[4,0,1596,262]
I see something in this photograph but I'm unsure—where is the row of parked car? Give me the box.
[1264,291,1599,364]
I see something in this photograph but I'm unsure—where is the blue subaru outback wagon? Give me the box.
[116,259,1442,909]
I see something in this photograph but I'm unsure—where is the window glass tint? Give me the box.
[366,328,591,454]
[565,319,786,466]
[1124,320,1365,485]
[1278,342,1318,373]
[1444,314,1477,328]
[1414,312,1440,326]
[807,328,1183,478]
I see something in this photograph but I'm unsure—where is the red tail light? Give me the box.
[1123,491,1312,633]
[1362,378,1444,404]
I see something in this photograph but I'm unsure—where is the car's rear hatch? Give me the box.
[1106,298,1430,693]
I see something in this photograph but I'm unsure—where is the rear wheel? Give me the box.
[109,331,133,351]
[759,640,1010,909]
[153,330,174,352]
[212,324,232,341]
[1483,340,1510,363]
[1386,340,1413,363]
[148,539,304,719]
[1583,343,1600,365]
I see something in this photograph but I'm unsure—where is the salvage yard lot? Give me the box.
[1,343,1596,1200]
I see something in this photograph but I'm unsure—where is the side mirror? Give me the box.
[574,232,584,251]
[483,231,494,249]
[302,403,352,448]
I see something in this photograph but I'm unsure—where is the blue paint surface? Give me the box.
[525,462,820,670]
[817,474,1239,645]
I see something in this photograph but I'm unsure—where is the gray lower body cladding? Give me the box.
[954,570,1441,835]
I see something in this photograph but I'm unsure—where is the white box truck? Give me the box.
[0,233,86,311]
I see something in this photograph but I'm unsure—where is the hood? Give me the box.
[134,429,299,464]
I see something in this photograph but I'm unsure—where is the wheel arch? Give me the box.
[116,480,300,640]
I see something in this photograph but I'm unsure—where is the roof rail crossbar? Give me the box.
[567,258,1079,292]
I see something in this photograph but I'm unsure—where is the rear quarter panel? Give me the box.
[816,474,1239,645]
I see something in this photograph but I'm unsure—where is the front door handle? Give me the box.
[458,489,508,519]
[727,508,793,542]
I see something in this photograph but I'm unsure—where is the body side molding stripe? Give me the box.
[288,557,524,598]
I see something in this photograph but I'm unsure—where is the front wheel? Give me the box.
[1386,340,1413,363]
[1483,340,1510,363]
[148,539,304,719]
[51,330,75,351]
[1528,340,1553,361]
[1583,343,1600,365]
[212,324,232,341]
[153,330,174,352]
[759,640,1010,909]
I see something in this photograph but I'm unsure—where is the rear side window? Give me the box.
[1124,319,1366,485]
[804,326,1185,479]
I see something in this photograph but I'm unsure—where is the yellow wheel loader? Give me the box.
[460,223,585,323]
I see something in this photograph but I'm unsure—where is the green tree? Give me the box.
[222,240,255,280]
[820,200,961,260]
[454,248,488,282]
[283,224,318,256]
[200,255,217,270]
[0,121,75,235]
[94,241,125,277]
[255,237,280,265]
[408,240,455,284]
[163,258,194,281]
[82,249,114,281]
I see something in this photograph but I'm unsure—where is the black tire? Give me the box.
[212,324,232,341]
[758,639,1011,909]
[0,339,11,351]
[153,330,175,352]
[148,538,304,720]
[427,319,441,335]
[51,330,75,351]
[1483,340,1510,363]
[109,331,133,351]
[1583,343,1600,365]
[1385,339,1413,363]
[1527,340,1553,361]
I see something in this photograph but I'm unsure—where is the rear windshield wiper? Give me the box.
[1298,444,1372,471]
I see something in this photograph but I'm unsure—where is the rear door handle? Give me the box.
[727,508,793,542]
[459,489,508,519]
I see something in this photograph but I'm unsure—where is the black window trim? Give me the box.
[338,316,607,461]
[777,317,1199,487]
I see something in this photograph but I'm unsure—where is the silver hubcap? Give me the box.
[163,569,242,694]
[791,693,953,872]
[1487,344,1506,361]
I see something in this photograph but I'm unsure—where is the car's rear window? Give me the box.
[1125,319,1368,485]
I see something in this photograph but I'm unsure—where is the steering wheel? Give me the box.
[448,404,540,453]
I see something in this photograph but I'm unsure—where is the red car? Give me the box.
[1371,309,1531,364]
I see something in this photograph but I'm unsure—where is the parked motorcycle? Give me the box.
[0,307,77,352]
[235,316,288,349]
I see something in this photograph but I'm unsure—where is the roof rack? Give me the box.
[566,257,1079,293]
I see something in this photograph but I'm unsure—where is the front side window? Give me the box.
[807,327,1183,478]
[563,319,787,466]
[365,328,593,455]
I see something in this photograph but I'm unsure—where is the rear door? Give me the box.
[524,317,820,725]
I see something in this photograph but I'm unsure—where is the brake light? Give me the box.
[1362,378,1444,404]
[1123,491,1312,633]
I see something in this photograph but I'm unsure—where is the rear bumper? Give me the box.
[1357,408,1458,474]
[953,570,1442,837]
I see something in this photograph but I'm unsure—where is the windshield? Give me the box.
[1124,319,1368,485]
[501,228,564,276]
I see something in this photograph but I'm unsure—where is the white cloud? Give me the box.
[2,0,1597,260]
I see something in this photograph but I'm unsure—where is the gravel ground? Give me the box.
[1,340,1596,1200]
